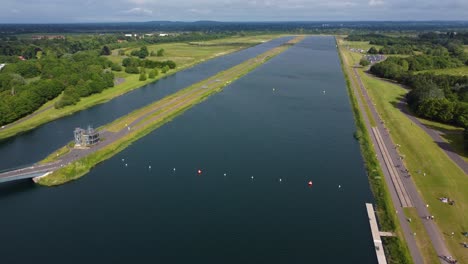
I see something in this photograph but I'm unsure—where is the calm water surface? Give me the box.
[0,36,375,263]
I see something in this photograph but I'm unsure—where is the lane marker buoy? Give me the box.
[308,180,313,187]
[198,169,202,175]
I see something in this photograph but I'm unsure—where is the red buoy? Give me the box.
[308,181,313,187]
[197,169,202,175]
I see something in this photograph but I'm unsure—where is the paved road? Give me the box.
[369,74,468,175]
[351,66,453,263]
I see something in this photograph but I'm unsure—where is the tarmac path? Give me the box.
[351,64,453,263]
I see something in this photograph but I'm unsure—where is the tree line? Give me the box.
[0,50,114,125]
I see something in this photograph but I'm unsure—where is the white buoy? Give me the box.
[125,163,128,167]
[122,158,125,162]
[338,185,341,188]
[173,168,176,171]
[323,90,326,94]
[224,173,227,176]
[251,176,254,180]
[273,88,275,91]
[279,178,282,182]
[149,165,151,169]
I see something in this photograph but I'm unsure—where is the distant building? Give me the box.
[18,56,26,61]
[124,34,133,37]
[74,126,100,147]
[159,33,169,37]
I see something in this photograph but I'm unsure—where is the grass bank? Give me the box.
[337,37,413,264]
[0,34,284,141]
[359,70,468,262]
[36,36,303,186]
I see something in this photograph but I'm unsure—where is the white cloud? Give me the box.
[369,0,384,6]
[188,8,212,14]
[120,7,153,16]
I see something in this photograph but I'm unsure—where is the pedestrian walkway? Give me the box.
[366,203,388,264]
[372,127,413,207]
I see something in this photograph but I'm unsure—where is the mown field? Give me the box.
[358,64,468,263]
[0,34,282,140]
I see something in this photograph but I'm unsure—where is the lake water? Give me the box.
[0,36,376,263]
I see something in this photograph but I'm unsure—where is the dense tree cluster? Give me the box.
[0,50,115,125]
[370,60,468,128]
[130,46,149,58]
[348,32,468,59]
[122,57,176,71]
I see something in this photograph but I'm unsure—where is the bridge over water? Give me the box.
[0,161,62,183]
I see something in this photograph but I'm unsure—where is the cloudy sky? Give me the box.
[1,0,467,23]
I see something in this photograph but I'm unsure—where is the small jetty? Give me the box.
[366,203,388,264]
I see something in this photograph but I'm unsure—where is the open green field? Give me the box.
[358,67,468,263]
[418,118,468,163]
[417,66,468,76]
[403,208,439,263]
[36,36,302,186]
[0,34,283,140]
[113,34,285,66]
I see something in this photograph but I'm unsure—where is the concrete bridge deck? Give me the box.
[0,161,62,183]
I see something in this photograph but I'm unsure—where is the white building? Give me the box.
[159,33,169,37]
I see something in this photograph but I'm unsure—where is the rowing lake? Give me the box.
[0,36,376,263]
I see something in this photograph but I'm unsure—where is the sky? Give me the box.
[1,0,468,23]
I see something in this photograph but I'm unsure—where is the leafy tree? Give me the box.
[148,69,158,79]
[360,57,370,67]
[161,65,169,74]
[139,72,147,81]
[157,48,165,57]
[125,66,139,74]
[368,47,379,54]
[111,63,122,71]
[100,45,111,56]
